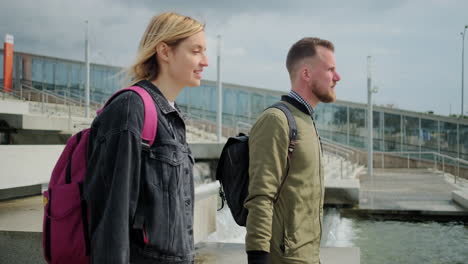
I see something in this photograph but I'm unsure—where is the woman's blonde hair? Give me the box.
[126,12,204,85]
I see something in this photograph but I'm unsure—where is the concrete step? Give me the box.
[452,190,468,209]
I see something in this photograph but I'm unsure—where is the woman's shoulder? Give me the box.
[93,91,146,133]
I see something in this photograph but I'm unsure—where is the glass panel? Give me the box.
[250,93,265,119]
[223,88,236,126]
[31,58,43,90]
[420,118,438,153]
[43,60,54,91]
[90,65,99,92]
[104,69,119,94]
[460,124,468,160]
[349,107,366,148]
[384,113,401,151]
[191,86,204,119]
[206,85,216,114]
[315,104,348,145]
[266,95,279,107]
[70,64,82,99]
[403,116,419,152]
[440,121,457,158]
[315,103,333,141]
[373,111,382,151]
[237,91,249,123]
[55,62,68,92]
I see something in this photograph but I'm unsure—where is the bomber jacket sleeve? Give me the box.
[85,92,144,264]
[244,109,289,253]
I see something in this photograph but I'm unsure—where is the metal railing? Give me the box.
[235,120,252,135]
[321,138,360,179]
[4,82,467,183]
[375,150,468,183]
[1,81,104,119]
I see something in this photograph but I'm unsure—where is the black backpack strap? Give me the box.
[269,102,298,143]
[267,102,298,203]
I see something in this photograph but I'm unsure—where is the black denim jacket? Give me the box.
[84,80,195,264]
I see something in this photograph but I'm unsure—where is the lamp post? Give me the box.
[461,25,468,119]
[216,35,223,142]
[367,56,378,209]
[85,20,90,118]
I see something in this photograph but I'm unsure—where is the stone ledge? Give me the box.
[452,190,468,210]
[324,179,360,206]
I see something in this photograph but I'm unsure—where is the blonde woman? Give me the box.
[84,13,208,263]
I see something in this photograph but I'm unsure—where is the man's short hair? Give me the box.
[286,37,335,79]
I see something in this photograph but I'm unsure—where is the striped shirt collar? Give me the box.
[288,90,314,115]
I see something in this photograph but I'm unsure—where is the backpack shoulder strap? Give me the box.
[97,86,158,147]
[268,102,298,146]
[266,101,298,203]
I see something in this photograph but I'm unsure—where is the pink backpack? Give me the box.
[42,86,157,264]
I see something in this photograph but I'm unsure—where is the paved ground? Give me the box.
[0,196,360,264]
[195,243,360,264]
[0,195,42,232]
[359,168,465,212]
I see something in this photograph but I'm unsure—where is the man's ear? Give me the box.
[301,66,311,82]
[156,42,170,63]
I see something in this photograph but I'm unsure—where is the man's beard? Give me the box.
[311,80,336,103]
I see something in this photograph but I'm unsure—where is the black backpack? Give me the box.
[216,102,298,226]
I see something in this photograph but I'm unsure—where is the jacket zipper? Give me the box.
[311,118,323,241]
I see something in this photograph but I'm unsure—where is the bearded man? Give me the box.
[245,37,341,264]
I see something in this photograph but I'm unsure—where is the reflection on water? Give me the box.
[207,207,468,264]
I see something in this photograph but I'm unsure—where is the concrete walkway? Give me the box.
[352,168,468,219]
[195,242,360,264]
[1,196,360,264]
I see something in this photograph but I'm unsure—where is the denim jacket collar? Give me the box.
[136,80,186,119]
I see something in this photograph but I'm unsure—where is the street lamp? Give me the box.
[367,56,378,209]
[461,25,468,119]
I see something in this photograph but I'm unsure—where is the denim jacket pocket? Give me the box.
[149,140,184,192]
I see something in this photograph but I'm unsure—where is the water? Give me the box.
[322,208,468,264]
[208,207,468,264]
[205,207,246,244]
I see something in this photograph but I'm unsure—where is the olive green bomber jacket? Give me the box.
[244,100,324,264]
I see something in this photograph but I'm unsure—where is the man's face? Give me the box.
[307,46,341,103]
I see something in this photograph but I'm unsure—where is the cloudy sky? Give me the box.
[1,0,467,116]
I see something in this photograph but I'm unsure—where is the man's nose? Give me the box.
[333,71,341,82]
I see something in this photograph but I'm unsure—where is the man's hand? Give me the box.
[247,251,270,264]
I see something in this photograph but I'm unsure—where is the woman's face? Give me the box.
[167,31,208,88]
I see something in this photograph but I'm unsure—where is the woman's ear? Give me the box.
[156,42,170,63]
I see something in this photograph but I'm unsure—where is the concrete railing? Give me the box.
[0,145,64,190]
[0,143,225,199]
[194,182,220,244]
[0,182,220,264]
